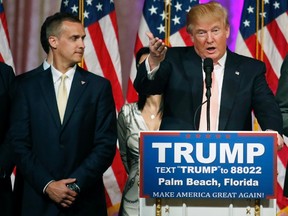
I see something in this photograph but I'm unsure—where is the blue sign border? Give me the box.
[139,131,277,199]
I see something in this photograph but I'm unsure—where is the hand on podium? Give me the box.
[266,129,284,150]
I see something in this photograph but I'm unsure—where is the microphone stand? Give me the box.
[203,57,214,132]
[206,87,211,131]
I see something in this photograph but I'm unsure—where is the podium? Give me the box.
[139,131,277,216]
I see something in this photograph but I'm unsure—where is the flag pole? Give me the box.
[156,198,162,216]
[155,2,172,215]
[260,0,264,61]
[164,1,171,46]
[78,0,84,67]
[255,0,260,60]
[253,0,260,132]
[254,1,265,215]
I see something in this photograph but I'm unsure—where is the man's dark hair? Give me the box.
[40,12,81,54]
[136,47,150,68]
[40,16,50,54]
[135,47,150,111]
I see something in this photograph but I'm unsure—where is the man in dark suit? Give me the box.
[276,54,288,138]
[9,12,117,216]
[11,13,54,216]
[0,62,15,216]
[276,54,288,196]
[134,2,283,146]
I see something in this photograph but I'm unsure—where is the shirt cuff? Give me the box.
[145,55,159,80]
[43,180,55,194]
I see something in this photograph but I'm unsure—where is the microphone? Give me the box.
[203,58,214,131]
[204,58,214,89]
[194,58,215,130]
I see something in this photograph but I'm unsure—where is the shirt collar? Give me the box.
[201,52,227,67]
[43,60,51,70]
[217,52,227,67]
[51,64,77,84]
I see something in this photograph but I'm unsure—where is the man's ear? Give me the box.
[190,34,194,43]
[48,36,57,49]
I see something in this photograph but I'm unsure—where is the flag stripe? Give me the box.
[266,20,287,59]
[262,27,283,79]
[86,22,124,111]
[170,27,193,46]
[125,35,143,103]
[242,34,279,93]
[83,31,103,75]
[170,31,186,46]
[277,147,288,209]
[0,7,10,45]
[109,11,119,41]
[0,16,14,67]
[103,166,122,205]
[178,27,193,46]
[100,11,122,82]
[0,53,3,62]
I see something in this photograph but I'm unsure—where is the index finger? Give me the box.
[146,32,154,40]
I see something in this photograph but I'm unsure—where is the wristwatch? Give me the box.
[66,183,80,193]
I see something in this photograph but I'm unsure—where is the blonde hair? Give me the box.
[186,1,229,34]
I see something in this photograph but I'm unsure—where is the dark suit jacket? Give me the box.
[0,62,15,216]
[276,54,288,137]
[275,54,288,196]
[11,63,47,216]
[10,66,117,216]
[134,47,283,133]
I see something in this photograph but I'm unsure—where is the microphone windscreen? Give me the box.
[204,58,213,73]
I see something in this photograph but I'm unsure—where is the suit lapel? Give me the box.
[219,50,241,130]
[182,48,203,126]
[62,67,88,126]
[39,68,61,127]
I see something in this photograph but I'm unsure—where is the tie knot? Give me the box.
[61,74,67,81]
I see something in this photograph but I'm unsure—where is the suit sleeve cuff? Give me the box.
[43,180,55,194]
[145,56,159,80]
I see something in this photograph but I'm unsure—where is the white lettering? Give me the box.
[174,142,193,163]
[220,143,243,163]
[196,142,216,163]
[152,142,172,163]
[247,143,265,163]
[152,142,265,164]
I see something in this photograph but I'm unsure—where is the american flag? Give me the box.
[0,0,14,68]
[0,0,16,190]
[60,1,127,215]
[126,0,198,103]
[235,0,288,212]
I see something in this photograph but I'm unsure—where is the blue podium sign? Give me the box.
[139,131,277,199]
